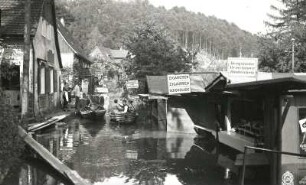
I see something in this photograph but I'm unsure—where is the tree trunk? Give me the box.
[199,34,202,50]
[22,0,31,119]
[185,30,188,48]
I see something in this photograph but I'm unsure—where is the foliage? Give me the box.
[0,89,24,183]
[0,48,20,82]
[125,23,194,79]
[55,0,259,59]
[259,0,306,72]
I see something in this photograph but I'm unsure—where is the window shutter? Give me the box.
[45,67,50,93]
[53,70,57,92]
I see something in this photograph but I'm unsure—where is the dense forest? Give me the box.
[55,0,259,60]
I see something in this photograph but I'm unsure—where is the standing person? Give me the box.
[72,80,81,112]
[62,81,69,111]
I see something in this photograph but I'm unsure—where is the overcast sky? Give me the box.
[148,0,281,34]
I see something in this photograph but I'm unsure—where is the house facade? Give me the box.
[57,20,93,94]
[0,0,63,117]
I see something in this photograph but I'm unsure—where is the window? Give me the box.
[40,67,45,94]
[53,70,58,92]
[50,69,54,93]
[1,65,20,90]
[38,58,57,95]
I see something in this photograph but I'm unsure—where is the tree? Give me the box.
[125,23,194,79]
[258,0,306,72]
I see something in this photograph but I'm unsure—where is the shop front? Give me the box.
[224,74,306,185]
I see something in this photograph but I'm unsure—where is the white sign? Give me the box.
[82,79,89,94]
[299,118,306,133]
[167,74,191,94]
[126,80,139,89]
[227,57,258,77]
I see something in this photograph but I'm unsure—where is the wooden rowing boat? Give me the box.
[94,106,106,118]
[110,111,137,124]
[80,107,94,119]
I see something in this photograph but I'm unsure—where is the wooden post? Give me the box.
[22,0,31,118]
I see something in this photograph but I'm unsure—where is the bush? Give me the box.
[0,89,24,183]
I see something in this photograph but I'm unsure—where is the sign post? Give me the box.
[167,74,191,94]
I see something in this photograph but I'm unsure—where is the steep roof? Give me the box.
[109,49,128,59]
[89,46,111,62]
[0,0,43,36]
[57,20,92,64]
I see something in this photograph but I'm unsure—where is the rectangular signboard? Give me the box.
[126,80,139,89]
[167,74,191,94]
[227,57,258,77]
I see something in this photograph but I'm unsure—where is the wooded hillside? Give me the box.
[56,0,259,59]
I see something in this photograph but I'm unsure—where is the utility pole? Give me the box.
[22,0,31,119]
[292,38,295,73]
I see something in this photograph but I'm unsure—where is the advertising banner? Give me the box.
[227,57,258,77]
[167,74,191,94]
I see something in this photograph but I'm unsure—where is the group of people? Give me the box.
[62,80,82,111]
[113,99,135,113]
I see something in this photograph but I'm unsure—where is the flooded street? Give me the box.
[21,115,241,185]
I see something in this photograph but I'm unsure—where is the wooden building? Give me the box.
[1,0,63,116]
[146,72,306,184]
[221,73,306,184]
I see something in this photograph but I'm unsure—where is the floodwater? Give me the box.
[2,113,268,185]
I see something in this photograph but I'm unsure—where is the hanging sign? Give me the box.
[126,80,139,89]
[167,74,191,94]
[227,57,258,77]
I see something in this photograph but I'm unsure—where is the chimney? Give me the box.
[60,17,65,26]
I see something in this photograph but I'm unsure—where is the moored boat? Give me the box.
[79,106,94,119]
[110,111,137,124]
[94,106,106,118]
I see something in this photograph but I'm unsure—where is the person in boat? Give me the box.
[113,99,124,113]
[122,99,129,113]
[88,95,104,111]
[127,100,136,113]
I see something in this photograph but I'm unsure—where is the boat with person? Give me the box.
[109,111,137,124]
[88,95,106,119]
[110,99,137,124]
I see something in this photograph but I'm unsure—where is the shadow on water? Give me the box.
[80,118,106,138]
[1,157,73,185]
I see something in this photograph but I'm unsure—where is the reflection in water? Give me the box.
[13,117,240,185]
